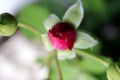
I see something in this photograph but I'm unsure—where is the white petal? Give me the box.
[41,34,54,51]
[63,0,84,28]
[57,49,76,60]
[74,32,98,49]
[44,14,60,31]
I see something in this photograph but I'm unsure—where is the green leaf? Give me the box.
[80,58,106,74]
[0,24,17,36]
[107,63,120,80]
[36,58,45,64]
[50,60,78,80]
[0,13,17,25]
[44,14,60,31]
[57,49,76,60]
[50,60,97,80]
[18,4,50,40]
[74,32,98,49]
[63,0,84,28]
[41,34,54,51]
[77,72,97,80]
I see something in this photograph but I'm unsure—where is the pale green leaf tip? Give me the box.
[63,0,84,28]
[44,14,60,31]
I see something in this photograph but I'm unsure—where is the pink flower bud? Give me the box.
[48,22,76,50]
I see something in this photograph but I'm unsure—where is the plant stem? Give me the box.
[18,22,41,36]
[45,50,55,80]
[54,51,63,80]
[45,50,55,66]
[74,48,110,67]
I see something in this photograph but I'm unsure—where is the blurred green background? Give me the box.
[18,0,120,80]
[18,0,120,61]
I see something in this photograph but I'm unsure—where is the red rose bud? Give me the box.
[48,22,76,50]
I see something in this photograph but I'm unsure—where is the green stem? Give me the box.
[54,51,63,80]
[18,22,41,36]
[74,48,110,67]
[45,50,56,80]
[45,50,55,66]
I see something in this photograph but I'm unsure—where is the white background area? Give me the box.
[0,0,49,80]
[0,0,35,14]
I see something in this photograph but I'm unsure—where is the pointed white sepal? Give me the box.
[63,0,84,28]
[74,32,98,49]
[44,14,60,31]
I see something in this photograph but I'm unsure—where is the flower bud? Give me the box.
[0,13,17,36]
[107,63,120,80]
[48,22,76,50]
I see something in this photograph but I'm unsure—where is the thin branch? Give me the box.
[54,51,63,80]
[75,48,110,67]
[18,22,41,36]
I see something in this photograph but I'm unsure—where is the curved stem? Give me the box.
[45,50,55,66]
[54,51,63,80]
[18,22,41,36]
[74,48,110,67]
[45,50,56,80]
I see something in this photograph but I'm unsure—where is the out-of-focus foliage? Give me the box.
[107,63,120,80]
[18,3,50,40]
[80,58,106,74]
[42,0,76,18]
[50,60,98,80]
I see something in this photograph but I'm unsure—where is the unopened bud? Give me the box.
[107,63,120,80]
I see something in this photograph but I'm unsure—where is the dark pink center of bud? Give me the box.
[48,22,76,50]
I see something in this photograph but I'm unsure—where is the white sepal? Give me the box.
[41,34,54,51]
[63,0,84,28]
[74,32,98,49]
[57,49,76,60]
[44,14,60,31]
